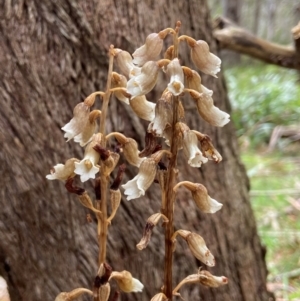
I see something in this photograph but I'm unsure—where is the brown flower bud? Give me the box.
[136,213,168,250]
[107,133,144,167]
[98,283,110,301]
[107,189,121,223]
[198,270,228,287]
[172,270,228,297]
[65,178,85,195]
[174,230,215,266]
[192,131,222,163]
[148,91,173,137]
[139,132,159,158]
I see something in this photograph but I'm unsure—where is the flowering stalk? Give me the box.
[47,19,229,301]
[98,45,115,265]
[162,21,181,299]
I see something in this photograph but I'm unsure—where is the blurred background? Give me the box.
[209,0,300,300]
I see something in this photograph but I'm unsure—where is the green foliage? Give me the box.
[225,62,300,147]
[241,151,300,298]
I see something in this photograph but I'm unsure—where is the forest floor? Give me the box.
[225,60,300,300]
[241,149,300,300]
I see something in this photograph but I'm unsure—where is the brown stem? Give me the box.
[98,45,115,265]
[162,21,181,300]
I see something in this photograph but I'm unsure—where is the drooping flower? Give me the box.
[46,158,78,181]
[172,271,228,298]
[109,271,144,293]
[173,181,223,213]
[183,66,213,96]
[74,134,101,182]
[188,90,230,127]
[130,96,156,121]
[61,102,90,142]
[182,36,221,77]
[177,122,208,167]
[73,110,101,146]
[122,157,157,200]
[114,49,141,78]
[174,230,215,266]
[136,213,168,250]
[133,29,170,66]
[166,58,185,96]
[111,72,130,104]
[192,131,222,163]
[197,270,228,287]
[127,61,159,97]
[107,132,145,167]
[122,150,171,200]
[148,91,173,137]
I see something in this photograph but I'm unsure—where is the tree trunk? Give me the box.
[0,0,272,301]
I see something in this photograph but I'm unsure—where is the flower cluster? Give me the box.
[46,21,229,301]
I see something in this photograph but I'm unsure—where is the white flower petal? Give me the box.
[131,278,144,292]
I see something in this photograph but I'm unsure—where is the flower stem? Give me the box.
[162,21,181,300]
[98,45,115,265]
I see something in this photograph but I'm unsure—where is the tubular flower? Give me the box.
[183,66,213,96]
[122,157,157,200]
[126,61,159,97]
[173,181,223,213]
[132,30,169,66]
[183,37,221,77]
[109,271,144,293]
[46,158,78,181]
[148,91,173,137]
[130,96,156,121]
[166,58,185,96]
[177,123,208,167]
[73,110,101,146]
[61,102,91,142]
[114,49,141,78]
[197,270,228,287]
[74,134,101,182]
[188,90,230,127]
[0,276,10,301]
[172,271,228,297]
[111,72,130,104]
[110,133,145,167]
[175,230,215,266]
[193,131,222,163]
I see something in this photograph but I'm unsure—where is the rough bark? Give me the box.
[0,1,272,301]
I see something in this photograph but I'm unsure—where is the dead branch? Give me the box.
[213,16,300,70]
